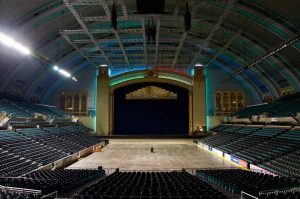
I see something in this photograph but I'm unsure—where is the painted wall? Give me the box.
[49,67,96,110]
[205,64,258,112]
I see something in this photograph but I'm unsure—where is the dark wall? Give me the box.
[113,82,189,135]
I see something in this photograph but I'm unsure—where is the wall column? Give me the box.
[109,92,114,134]
[79,93,82,114]
[189,92,193,134]
[192,67,206,132]
[96,67,110,135]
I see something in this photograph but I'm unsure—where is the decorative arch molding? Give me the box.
[110,70,193,92]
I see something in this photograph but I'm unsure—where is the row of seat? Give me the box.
[0,126,105,177]
[76,171,226,199]
[0,168,105,195]
[0,94,71,125]
[200,125,300,167]
[196,169,300,196]
[233,92,300,118]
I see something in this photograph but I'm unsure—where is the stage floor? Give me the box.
[68,139,235,170]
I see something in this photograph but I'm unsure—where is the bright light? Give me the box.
[58,69,71,78]
[53,65,59,71]
[195,63,203,67]
[72,77,78,82]
[100,64,108,67]
[0,32,31,55]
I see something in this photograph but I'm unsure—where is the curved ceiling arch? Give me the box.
[0,0,299,101]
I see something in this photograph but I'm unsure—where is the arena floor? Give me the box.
[68,139,235,170]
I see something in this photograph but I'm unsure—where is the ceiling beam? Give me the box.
[141,19,148,66]
[60,31,97,67]
[63,0,112,66]
[154,17,161,67]
[171,32,187,68]
[100,0,130,67]
[224,33,300,81]
[188,0,236,68]
[205,31,240,67]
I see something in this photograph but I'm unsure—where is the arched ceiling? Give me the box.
[0,0,299,101]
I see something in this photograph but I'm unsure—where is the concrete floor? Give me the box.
[68,139,235,170]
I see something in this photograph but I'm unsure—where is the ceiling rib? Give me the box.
[205,31,240,67]
[63,0,112,66]
[100,0,130,67]
[141,19,148,66]
[60,31,98,67]
[154,17,161,67]
[188,0,236,68]
[225,33,300,81]
[171,32,187,68]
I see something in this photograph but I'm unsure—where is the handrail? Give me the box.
[41,191,58,199]
[259,186,300,196]
[241,191,258,199]
[0,184,41,195]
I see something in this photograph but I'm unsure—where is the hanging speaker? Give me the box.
[184,2,191,31]
[136,0,166,14]
[111,3,117,29]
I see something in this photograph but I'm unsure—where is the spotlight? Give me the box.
[100,64,108,67]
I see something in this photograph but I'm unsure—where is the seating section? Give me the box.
[0,99,31,118]
[233,92,300,118]
[196,169,300,196]
[76,171,226,199]
[0,94,71,127]
[0,169,105,194]
[0,127,106,177]
[200,125,300,164]
[259,149,300,178]
[0,191,42,199]
[33,105,70,119]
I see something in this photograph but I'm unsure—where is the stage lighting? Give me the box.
[195,63,203,67]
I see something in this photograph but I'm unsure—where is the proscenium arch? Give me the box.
[110,76,192,93]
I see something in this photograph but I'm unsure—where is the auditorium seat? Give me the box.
[76,171,226,199]
[232,92,300,118]
[0,168,105,195]
[259,149,300,178]
[196,169,300,196]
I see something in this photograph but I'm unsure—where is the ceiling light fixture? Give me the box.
[195,63,203,67]
[0,32,31,55]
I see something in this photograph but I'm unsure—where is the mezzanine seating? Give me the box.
[76,171,226,199]
[232,92,300,118]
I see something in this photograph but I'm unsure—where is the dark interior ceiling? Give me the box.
[0,0,299,101]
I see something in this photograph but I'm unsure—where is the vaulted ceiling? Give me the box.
[0,0,299,101]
